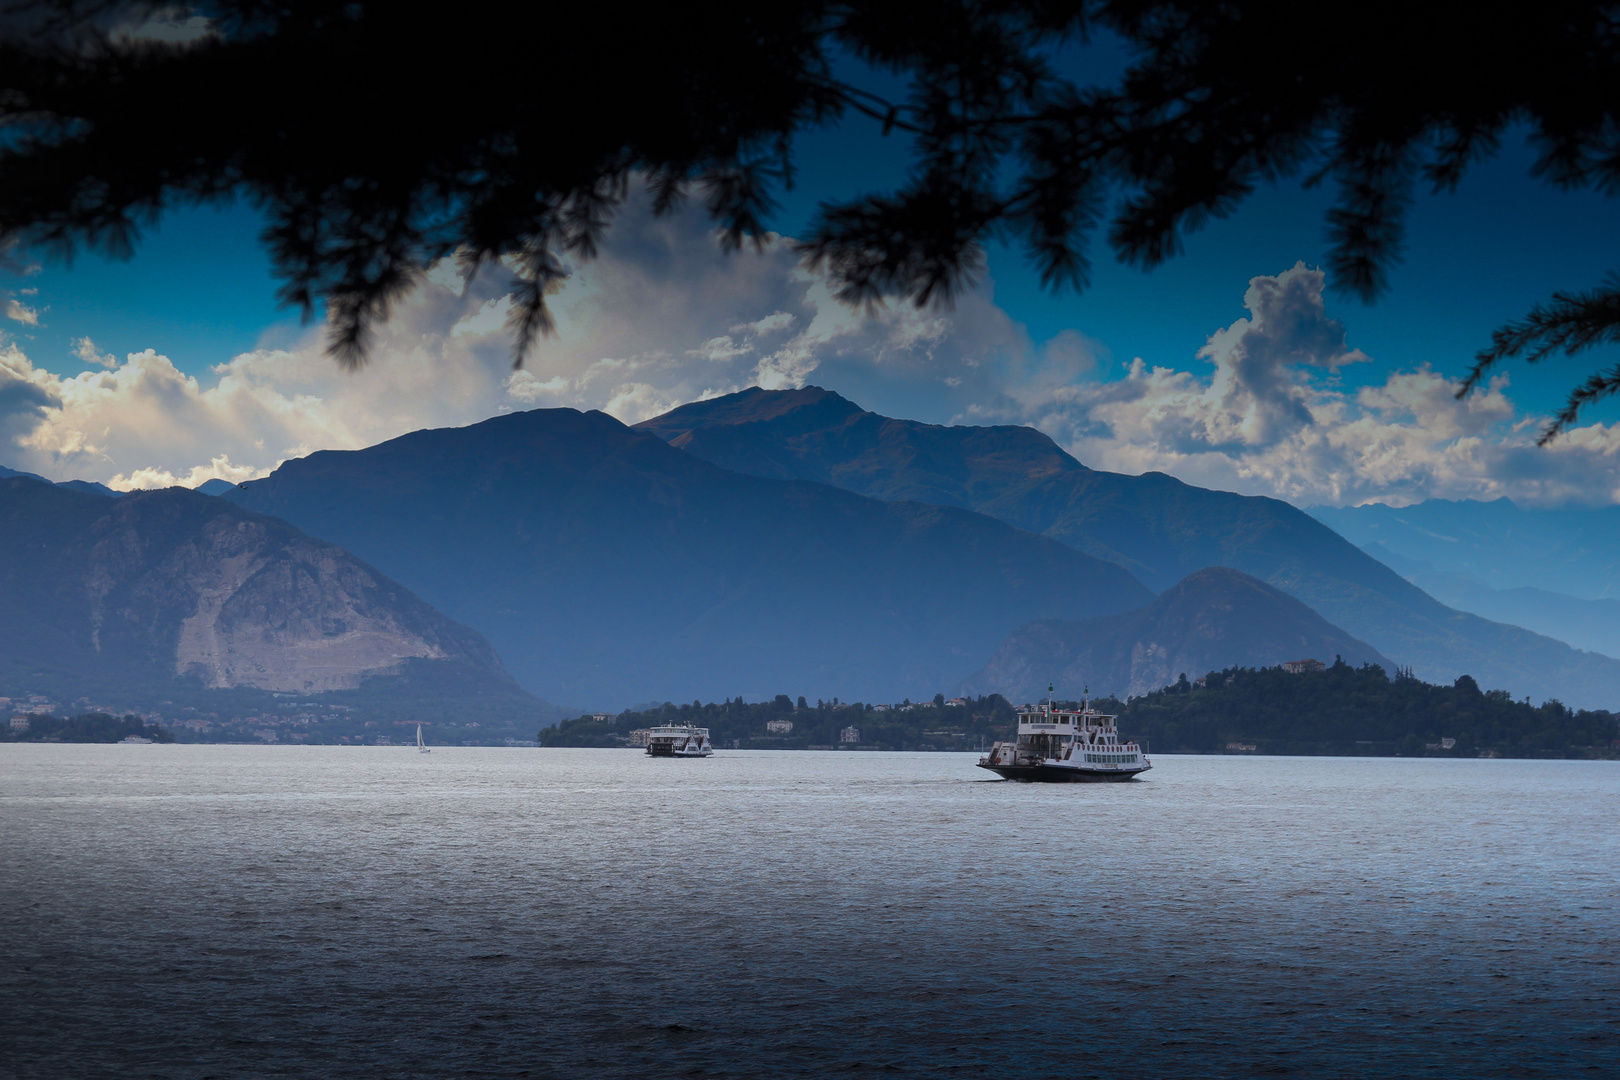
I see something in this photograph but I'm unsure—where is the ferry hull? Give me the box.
[977,762,1147,782]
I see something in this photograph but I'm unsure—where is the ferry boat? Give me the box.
[645,723,714,757]
[978,688,1149,782]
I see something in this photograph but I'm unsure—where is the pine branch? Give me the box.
[1459,274,1620,442]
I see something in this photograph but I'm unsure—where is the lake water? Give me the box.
[1,746,1616,1078]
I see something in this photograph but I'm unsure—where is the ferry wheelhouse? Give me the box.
[645,723,714,757]
[978,691,1149,782]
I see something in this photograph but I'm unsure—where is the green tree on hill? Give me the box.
[1116,661,1617,759]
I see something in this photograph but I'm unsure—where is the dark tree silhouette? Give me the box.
[4,2,1620,437]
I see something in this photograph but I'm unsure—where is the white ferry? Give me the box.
[978,689,1149,782]
[645,723,714,757]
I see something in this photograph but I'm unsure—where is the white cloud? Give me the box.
[985,263,1620,507]
[2,196,1618,508]
[5,298,40,325]
[73,337,118,369]
[111,455,266,492]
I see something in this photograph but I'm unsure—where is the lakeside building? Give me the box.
[1283,658,1325,674]
[10,715,29,731]
[765,719,793,734]
[624,729,651,747]
[590,714,612,722]
[840,726,861,743]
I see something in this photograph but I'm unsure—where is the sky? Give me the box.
[4,63,1620,507]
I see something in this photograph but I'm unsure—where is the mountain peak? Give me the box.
[636,386,862,444]
[635,386,1083,508]
[0,478,523,703]
[964,565,1391,701]
[227,404,1150,707]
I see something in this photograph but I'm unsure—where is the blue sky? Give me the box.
[3,52,1620,504]
[12,116,1620,423]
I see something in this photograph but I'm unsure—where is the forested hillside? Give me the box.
[543,694,1021,751]
[1114,663,1619,759]
[2,713,173,743]
[543,666,1618,760]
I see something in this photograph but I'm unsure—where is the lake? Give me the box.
[1,746,1616,1078]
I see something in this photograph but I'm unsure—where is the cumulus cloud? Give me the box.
[985,263,1620,507]
[0,341,59,448]
[2,195,1618,507]
[4,298,40,325]
[73,337,118,369]
[0,191,1021,486]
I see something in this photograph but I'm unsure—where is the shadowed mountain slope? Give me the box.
[226,408,1153,708]
[636,385,1083,507]
[640,387,1620,709]
[0,478,533,709]
[962,567,1393,702]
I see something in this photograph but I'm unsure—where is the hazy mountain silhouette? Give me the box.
[639,387,1620,708]
[1311,498,1620,602]
[225,408,1153,708]
[0,478,538,713]
[962,567,1393,702]
[0,464,122,498]
[1362,541,1620,659]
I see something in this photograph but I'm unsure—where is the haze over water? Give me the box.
[2,746,1615,1078]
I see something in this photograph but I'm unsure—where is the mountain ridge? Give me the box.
[962,566,1393,701]
[1310,497,1620,602]
[0,478,546,719]
[226,407,1154,708]
[640,387,1620,709]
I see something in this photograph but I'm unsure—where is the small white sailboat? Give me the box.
[416,723,430,754]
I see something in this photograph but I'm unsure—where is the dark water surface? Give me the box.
[2,746,1616,1079]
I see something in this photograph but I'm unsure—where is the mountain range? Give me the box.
[0,478,548,723]
[225,408,1152,707]
[8,386,1618,717]
[961,567,1392,702]
[637,387,1620,709]
[1309,497,1620,601]
[1357,542,1620,660]
[0,463,120,498]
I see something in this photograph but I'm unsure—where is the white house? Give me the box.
[839,726,861,743]
[766,719,793,734]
